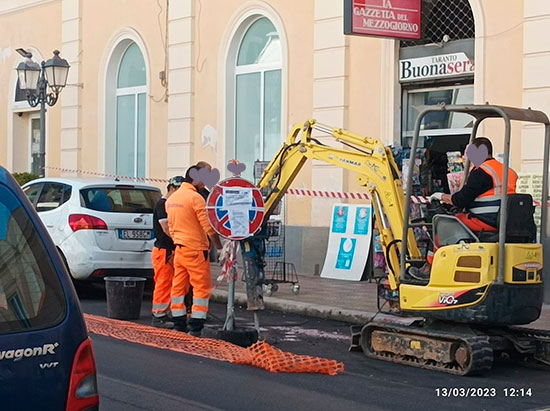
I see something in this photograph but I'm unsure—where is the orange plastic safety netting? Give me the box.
[84,314,344,376]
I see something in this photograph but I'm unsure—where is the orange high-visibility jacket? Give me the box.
[468,158,518,226]
[166,182,215,250]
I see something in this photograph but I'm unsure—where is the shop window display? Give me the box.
[372,227,386,273]
[390,147,432,260]
[446,151,465,194]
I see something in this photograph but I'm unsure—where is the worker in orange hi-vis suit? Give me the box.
[150,176,184,328]
[166,165,222,335]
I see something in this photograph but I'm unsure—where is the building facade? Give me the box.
[0,0,548,273]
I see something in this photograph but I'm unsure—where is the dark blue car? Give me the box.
[0,166,99,410]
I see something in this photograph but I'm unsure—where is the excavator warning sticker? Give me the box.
[206,177,264,240]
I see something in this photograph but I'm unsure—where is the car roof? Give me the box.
[22,176,162,190]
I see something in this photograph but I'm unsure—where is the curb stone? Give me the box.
[210,289,375,325]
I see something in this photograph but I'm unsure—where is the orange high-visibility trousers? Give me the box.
[171,246,211,320]
[456,213,498,233]
[151,247,174,317]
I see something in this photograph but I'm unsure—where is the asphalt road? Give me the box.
[78,283,550,411]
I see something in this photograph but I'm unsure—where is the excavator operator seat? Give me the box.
[432,214,479,248]
[475,194,537,243]
[503,193,536,243]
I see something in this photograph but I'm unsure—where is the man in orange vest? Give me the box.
[431,137,518,233]
[150,175,184,328]
[410,138,518,280]
[166,165,223,335]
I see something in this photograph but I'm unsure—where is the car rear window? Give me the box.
[0,186,66,334]
[80,186,161,213]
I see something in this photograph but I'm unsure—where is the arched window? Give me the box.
[115,42,147,177]
[234,17,282,179]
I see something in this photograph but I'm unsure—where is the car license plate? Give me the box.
[120,229,152,240]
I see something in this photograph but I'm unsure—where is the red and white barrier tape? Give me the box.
[410,196,430,204]
[216,240,239,287]
[45,166,547,206]
[45,166,170,183]
[286,188,437,204]
[286,188,370,200]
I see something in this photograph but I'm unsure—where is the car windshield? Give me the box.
[80,186,161,213]
[0,185,66,334]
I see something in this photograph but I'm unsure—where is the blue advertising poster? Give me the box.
[335,237,356,270]
[331,205,348,233]
[354,206,370,235]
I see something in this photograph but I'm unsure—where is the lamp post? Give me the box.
[16,49,70,178]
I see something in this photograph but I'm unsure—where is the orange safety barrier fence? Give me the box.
[84,314,345,376]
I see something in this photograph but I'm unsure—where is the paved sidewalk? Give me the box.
[209,263,550,330]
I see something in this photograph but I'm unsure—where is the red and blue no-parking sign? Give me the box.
[206,177,265,240]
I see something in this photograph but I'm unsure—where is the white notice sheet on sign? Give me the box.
[223,188,252,208]
[222,187,252,237]
[228,209,249,237]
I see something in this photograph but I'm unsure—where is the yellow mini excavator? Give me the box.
[242,104,550,375]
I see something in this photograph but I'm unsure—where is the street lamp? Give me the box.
[16,48,70,178]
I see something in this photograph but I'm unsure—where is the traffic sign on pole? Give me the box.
[206,177,265,240]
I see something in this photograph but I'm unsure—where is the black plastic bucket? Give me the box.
[104,276,146,320]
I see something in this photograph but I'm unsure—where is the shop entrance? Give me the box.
[400,84,474,195]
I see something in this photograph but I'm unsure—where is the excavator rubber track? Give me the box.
[505,326,550,369]
[360,321,494,376]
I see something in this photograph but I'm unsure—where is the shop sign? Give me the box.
[400,52,475,82]
[344,0,421,40]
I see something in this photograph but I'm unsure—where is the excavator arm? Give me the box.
[254,119,421,289]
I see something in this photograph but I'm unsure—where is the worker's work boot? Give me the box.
[408,263,431,280]
[188,318,205,337]
[151,315,174,329]
[172,316,188,332]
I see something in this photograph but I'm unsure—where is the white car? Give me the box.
[21,177,161,281]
